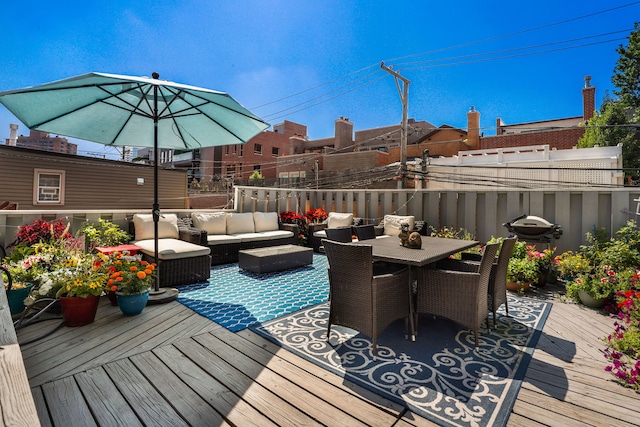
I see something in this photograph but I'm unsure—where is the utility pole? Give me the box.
[380,62,410,189]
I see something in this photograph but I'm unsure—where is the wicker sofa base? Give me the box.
[141,253,212,287]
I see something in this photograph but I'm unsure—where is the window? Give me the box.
[272,147,279,157]
[34,169,65,205]
[225,145,230,155]
[239,145,243,157]
[254,143,262,155]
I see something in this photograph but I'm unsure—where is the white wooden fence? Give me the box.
[1,186,640,254]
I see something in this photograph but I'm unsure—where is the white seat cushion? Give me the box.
[206,234,243,245]
[253,212,279,232]
[226,212,255,234]
[383,215,415,236]
[327,212,353,228]
[133,213,180,241]
[191,212,227,235]
[134,238,211,260]
[312,230,327,238]
[234,230,293,243]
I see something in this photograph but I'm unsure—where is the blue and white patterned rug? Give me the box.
[253,296,551,427]
[176,254,329,331]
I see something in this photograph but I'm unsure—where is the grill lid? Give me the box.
[503,214,562,240]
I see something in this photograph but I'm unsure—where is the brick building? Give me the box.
[7,128,77,155]
[480,76,596,150]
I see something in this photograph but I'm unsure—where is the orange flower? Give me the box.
[136,271,146,279]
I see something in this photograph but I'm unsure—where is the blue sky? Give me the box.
[1,1,638,160]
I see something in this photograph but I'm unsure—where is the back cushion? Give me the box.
[226,212,255,234]
[191,212,227,235]
[327,212,353,228]
[133,213,180,241]
[253,212,279,232]
[383,215,415,236]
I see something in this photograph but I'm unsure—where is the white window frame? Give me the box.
[34,169,65,205]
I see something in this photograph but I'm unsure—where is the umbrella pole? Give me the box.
[148,79,178,304]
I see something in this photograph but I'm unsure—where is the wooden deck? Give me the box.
[14,285,640,427]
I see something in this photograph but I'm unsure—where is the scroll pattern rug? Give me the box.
[176,254,329,331]
[253,296,551,427]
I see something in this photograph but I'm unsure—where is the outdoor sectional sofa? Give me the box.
[187,211,300,265]
[131,213,212,287]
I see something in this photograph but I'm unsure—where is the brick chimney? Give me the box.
[289,134,306,155]
[467,106,480,148]
[582,75,596,122]
[334,116,354,151]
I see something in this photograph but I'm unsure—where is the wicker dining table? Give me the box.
[352,235,480,340]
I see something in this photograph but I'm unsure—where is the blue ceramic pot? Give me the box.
[116,291,149,316]
[8,283,34,315]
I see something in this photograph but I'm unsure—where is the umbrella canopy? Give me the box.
[0,72,269,149]
[0,72,270,298]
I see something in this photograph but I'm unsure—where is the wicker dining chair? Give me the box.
[324,227,354,243]
[416,242,499,347]
[322,239,412,357]
[353,224,377,241]
[437,237,517,328]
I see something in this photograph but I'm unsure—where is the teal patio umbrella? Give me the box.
[0,72,269,299]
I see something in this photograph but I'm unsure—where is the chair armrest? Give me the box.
[308,223,328,234]
[461,252,482,261]
[280,223,299,235]
[435,258,480,272]
[373,224,384,236]
[179,226,208,245]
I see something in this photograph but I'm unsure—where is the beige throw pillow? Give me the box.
[226,212,255,234]
[133,213,180,241]
[327,212,353,228]
[191,212,227,235]
[383,215,415,236]
[253,212,279,232]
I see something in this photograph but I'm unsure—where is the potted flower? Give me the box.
[280,211,308,245]
[1,256,44,315]
[104,251,156,316]
[506,257,539,292]
[505,240,539,292]
[51,252,108,326]
[527,246,556,287]
[304,208,328,224]
[554,251,592,282]
[565,265,635,308]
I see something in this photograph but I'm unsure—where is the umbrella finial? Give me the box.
[152,72,159,79]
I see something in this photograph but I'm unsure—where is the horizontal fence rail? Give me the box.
[1,187,640,254]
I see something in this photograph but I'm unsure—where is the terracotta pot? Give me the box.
[506,280,531,292]
[116,291,149,316]
[60,295,100,327]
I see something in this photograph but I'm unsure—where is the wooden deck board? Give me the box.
[14,287,640,427]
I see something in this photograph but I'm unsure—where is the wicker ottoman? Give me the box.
[238,244,313,273]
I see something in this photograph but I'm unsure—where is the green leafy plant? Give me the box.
[80,219,130,250]
[554,251,592,279]
[507,257,539,285]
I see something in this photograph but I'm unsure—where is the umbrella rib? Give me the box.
[157,86,267,146]
[97,84,155,145]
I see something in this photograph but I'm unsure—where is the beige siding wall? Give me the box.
[0,146,187,210]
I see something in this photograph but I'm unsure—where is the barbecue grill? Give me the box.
[503,214,562,244]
